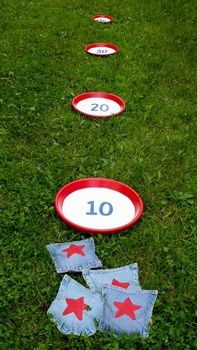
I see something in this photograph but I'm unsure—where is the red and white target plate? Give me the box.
[55,178,144,234]
[72,92,125,118]
[93,15,113,23]
[85,43,119,56]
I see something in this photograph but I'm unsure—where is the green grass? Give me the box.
[0,0,196,349]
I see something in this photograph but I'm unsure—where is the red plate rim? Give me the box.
[54,178,144,234]
[92,15,113,22]
[85,43,119,55]
[72,92,125,118]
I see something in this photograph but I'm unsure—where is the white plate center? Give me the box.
[62,188,135,230]
[94,17,111,23]
[76,97,121,117]
[88,46,116,55]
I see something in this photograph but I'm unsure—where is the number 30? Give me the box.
[97,49,107,54]
[86,201,113,216]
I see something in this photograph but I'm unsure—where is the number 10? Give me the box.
[86,201,113,216]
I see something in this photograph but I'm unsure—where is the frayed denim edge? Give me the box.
[56,259,103,273]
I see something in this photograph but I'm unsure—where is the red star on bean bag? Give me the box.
[111,278,130,289]
[62,244,85,258]
[63,297,88,321]
[113,297,141,320]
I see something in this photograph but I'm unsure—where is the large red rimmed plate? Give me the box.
[92,15,113,23]
[72,92,125,118]
[55,178,144,234]
[85,43,119,56]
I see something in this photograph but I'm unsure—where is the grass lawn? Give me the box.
[1,0,196,349]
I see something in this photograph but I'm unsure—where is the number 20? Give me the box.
[86,201,113,216]
[91,103,109,112]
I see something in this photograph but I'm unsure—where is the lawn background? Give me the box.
[0,0,196,349]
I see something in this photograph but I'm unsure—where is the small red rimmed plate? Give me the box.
[85,43,119,56]
[72,92,125,118]
[55,178,144,234]
[93,15,113,23]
